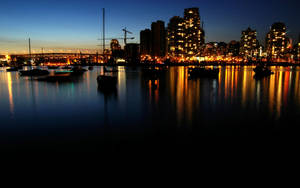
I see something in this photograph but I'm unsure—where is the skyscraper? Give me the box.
[266,22,289,60]
[297,33,300,61]
[183,8,205,57]
[298,43,300,61]
[151,20,166,57]
[125,43,140,63]
[140,29,152,55]
[240,27,259,59]
[167,16,185,57]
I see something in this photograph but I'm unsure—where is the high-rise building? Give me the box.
[110,39,121,51]
[125,43,140,63]
[296,34,300,61]
[151,20,166,57]
[298,34,300,59]
[140,29,152,55]
[266,22,289,60]
[167,16,185,57]
[240,27,259,59]
[183,8,205,57]
[297,43,300,61]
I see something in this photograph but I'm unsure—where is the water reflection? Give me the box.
[117,66,126,105]
[165,66,300,125]
[7,72,14,117]
[1,66,300,136]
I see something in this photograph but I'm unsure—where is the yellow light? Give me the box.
[5,55,10,61]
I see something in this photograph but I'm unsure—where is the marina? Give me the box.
[0,0,299,152]
[1,66,300,151]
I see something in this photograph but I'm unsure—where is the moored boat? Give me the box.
[97,75,118,88]
[47,66,59,69]
[142,67,167,76]
[6,67,19,72]
[253,65,274,78]
[61,66,72,70]
[70,66,87,75]
[104,66,118,73]
[188,67,219,78]
[19,69,50,76]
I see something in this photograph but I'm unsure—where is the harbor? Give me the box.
[1,0,300,152]
[1,65,300,151]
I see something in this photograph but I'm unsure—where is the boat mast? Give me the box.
[102,8,105,56]
[28,38,31,60]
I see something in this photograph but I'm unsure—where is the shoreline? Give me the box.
[2,62,300,67]
[101,62,300,67]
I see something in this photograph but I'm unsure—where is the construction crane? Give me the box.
[99,37,135,42]
[122,27,133,46]
[98,28,134,47]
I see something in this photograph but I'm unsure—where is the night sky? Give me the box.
[0,0,299,53]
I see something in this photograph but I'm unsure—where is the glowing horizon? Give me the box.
[1,0,299,54]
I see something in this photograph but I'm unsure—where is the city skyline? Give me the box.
[1,0,300,54]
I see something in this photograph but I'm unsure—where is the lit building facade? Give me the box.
[297,34,300,61]
[240,27,259,59]
[151,20,167,57]
[110,39,121,51]
[183,8,205,57]
[298,43,300,61]
[203,42,227,57]
[266,22,289,60]
[140,29,152,55]
[167,16,185,57]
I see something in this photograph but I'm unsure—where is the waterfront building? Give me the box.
[227,40,240,57]
[151,20,167,57]
[110,39,124,59]
[183,7,205,57]
[125,43,140,63]
[297,34,300,61]
[297,43,300,62]
[167,16,185,57]
[110,39,121,51]
[140,29,152,55]
[240,27,259,59]
[203,42,227,57]
[266,22,289,60]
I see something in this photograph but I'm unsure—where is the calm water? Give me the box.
[0,66,300,151]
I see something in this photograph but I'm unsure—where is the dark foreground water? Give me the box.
[0,66,299,151]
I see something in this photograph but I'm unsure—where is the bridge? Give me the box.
[10,52,107,59]
[9,52,113,63]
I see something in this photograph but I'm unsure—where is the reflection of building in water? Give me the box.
[118,66,126,107]
[218,66,255,106]
[217,66,295,119]
[169,67,201,126]
[144,79,160,105]
[7,73,14,117]
[277,72,282,118]
[294,70,300,101]
[176,67,185,124]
